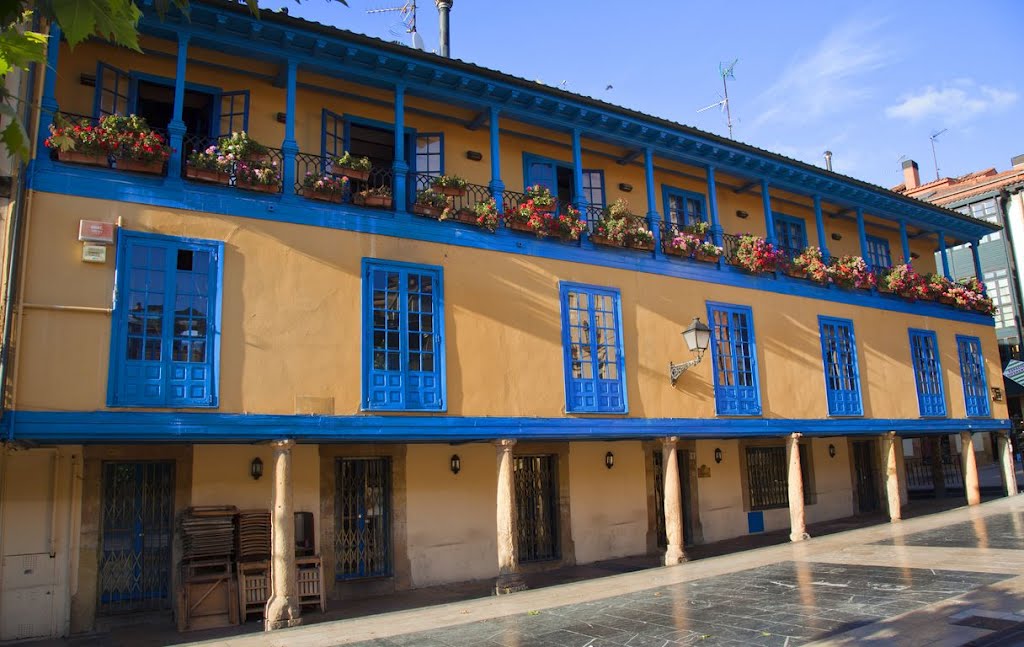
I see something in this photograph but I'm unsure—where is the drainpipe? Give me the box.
[435,0,452,58]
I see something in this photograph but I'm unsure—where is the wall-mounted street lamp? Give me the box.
[250,457,264,480]
[450,454,462,475]
[670,317,712,385]
[605,451,615,469]
[828,444,836,458]
[714,447,723,464]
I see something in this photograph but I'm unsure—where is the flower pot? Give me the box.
[355,194,393,209]
[533,203,556,213]
[695,253,721,263]
[664,245,689,257]
[330,165,370,181]
[785,267,805,278]
[592,235,654,252]
[453,209,479,225]
[116,158,165,175]
[57,150,108,167]
[186,167,231,185]
[506,219,545,236]
[412,204,444,219]
[303,190,342,204]
[434,185,466,197]
[237,181,281,194]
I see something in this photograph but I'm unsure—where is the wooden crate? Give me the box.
[296,556,325,613]
[177,559,239,632]
[237,561,270,620]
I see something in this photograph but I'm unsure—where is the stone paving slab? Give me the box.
[875,512,1024,550]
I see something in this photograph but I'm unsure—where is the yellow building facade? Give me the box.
[0,3,1015,640]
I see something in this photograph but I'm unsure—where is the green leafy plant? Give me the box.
[334,151,371,171]
[791,246,829,284]
[732,234,785,274]
[235,158,280,186]
[45,112,108,155]
[360,185,393,198]
[430,174,467,190]
[218,131,268,159]
[595,199,653,247]
[471,197,500,232]
[302,171,348,196]
[525,184,555,208]
[415,189,449,209]
[827,255,876,289]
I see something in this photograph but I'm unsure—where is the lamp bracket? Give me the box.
[669,354,703,385]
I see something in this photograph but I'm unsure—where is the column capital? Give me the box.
[661,436,679,449]
[493,438,517,451]
[886,431,898,439]
[271,439,295,451]
[789,432,802,440]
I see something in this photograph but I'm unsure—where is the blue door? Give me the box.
[335,458,392,580]
[99,462,174,613]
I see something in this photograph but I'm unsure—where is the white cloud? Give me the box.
[752,18,891,128]
[885,82,1017,124]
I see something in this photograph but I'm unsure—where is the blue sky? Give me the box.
[261,0,1021,188]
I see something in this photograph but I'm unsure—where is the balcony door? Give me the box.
[133,79,215,137]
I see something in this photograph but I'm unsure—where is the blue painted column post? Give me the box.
[572,128,589,244]
[392,83,408,212]
[166,32,190,182]
[971,239,984,280]
[645,147,662,257]
[855,207,869,260]
[488,106,504,212]
[761,179,775,244]
[813,195,830,261]
[37,23,61,160]
[899,221,912,265]
[280,59,298,198]
[706,165,723,267]
[938,230,951,279]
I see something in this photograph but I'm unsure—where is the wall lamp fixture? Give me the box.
[714,447,723,464]
[450,454,461,475]
[250,457,264,480]
[670,317,711,385]
[605,452,615,469]
[828,443,836,458]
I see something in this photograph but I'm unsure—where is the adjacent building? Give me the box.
[0,2,1015,640]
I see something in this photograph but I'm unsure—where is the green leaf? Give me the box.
[0,28,46,76]
[50,0,142,51]
[0,118,28,160]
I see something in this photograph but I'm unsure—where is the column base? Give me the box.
[663,545,688,566]
[789,532,810,542]
[494,573,528,595]
[265,616,304,631]
[264,596,302,631]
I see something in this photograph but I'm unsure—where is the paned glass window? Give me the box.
[362,260,445,411]
[560,283,627,413]
[819,317,862,416]
[865,235,892,270]
[909,329,946,417]
[415,134,443,176]
[321,108,345,161]
[663,188,706,229]
[773,214,807,259]
[956,335,990,417]
[582,170,605,206]
[708,303,760,415]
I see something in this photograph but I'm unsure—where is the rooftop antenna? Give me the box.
[367,1,424,50]
[696,60,738,138]
[823,150,833,172]
[929,128,948,181]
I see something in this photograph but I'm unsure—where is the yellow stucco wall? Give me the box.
[16,191,1005,422]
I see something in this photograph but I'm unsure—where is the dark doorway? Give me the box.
[556,166,575,203]
[654,449,694,547]
[852,440,880,513]
[335,457,392,580]
[98,461,175,614]
[133,80,214,136]
[514,455,560,562]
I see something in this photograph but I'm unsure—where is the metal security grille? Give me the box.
[335,458,391,580]
[99,461,174,614]
[746,446,810,511]
[514,455,559,562]
[852,440,879,513]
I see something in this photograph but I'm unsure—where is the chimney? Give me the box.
[823,150,833,172]
[436,0,452,58]
[902,159,920,190]
[1012,154,1024,169]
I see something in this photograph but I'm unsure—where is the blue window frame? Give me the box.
[95,61,130,117]
[707,303,761,415]
[865,235,892,270]
[662,187,706,229]
[582,170,606,206]
[909,329,946,417]
[559,283,627,414]
[108,231,223,408]
[956,335,990,417]
[415,133,444,176]
[322,109,345,160]
[362,259,445,412]
[217,90,250,137]
[818,317,862,416]
[773,213,807,259]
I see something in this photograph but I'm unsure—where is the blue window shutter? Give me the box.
[111,233,221,408]
[217,90,250,137]
[957,335,990,417]
[95,61,130,118]
[560,283,627,413]
[773,214,807,259]
[909,329,946,417]
[707,303,761,416]
[363,260,445,411]
[865,235,892,270]
[525,158,557,193]
[818,317,863,416]
[322,108,345,161]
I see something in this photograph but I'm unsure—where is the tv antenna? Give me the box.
[929,128,948,181]
[696,59,738,138]
[367,1,424,50]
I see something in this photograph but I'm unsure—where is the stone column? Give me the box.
[961,431,981,506]
[265,440,301,630]
[884,432,902,522]
[662,437,686,565]
[999,432,1019,497]
[494,439,526,594]
[787,433,809,541]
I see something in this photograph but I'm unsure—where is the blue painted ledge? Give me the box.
[3,410,1010,443]
[28,160,994,326]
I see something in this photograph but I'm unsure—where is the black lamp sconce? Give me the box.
[736,210,749,219]
[450,454,461,475]
[911,252,920,260]
[466,150,483,161]
[993,387,1004,402]
[605,451,615,469]
[250,457,264,480]
[618,183,633,192]
[714,447,723,464]
[276,112,287,124]
[828,444,836,458]
[831,233,842,241]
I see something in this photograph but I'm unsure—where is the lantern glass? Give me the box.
[682,317,711,353]
[714,447,723,464]
[450,454,461,475]
[250,457,263,480]
[604,451,614,469]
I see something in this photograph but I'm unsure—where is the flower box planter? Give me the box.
[695,253,722,263]
[302,190,342,204]
[57,150,108,167]
[452,209,479,225]
[785,267,806,279]
[591,235,655,251]
[186,167,231,185]
[506,219,545,236]
[663,245,688,257]
[435,186,466,197]
[412,204,444,219]
[116,158,165,175]
[330,165,370,181]
[237,181,280,194]
[354,194,393,209]
[533,203,556,213]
